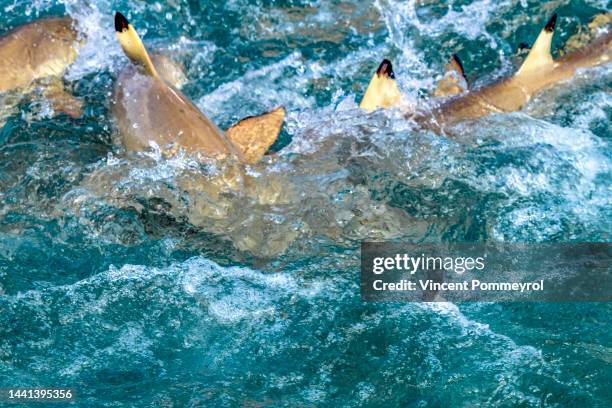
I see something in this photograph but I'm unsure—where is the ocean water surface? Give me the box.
[0,0,611,406]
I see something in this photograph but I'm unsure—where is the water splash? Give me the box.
[1,0,611,405]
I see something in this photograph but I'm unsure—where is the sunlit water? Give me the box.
[1,0,611,406]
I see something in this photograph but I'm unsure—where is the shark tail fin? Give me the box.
[433,54,468,97]
[516,13,557,76]
[359,59,402,113]
[225,107,285,165]
[115,12,159,78]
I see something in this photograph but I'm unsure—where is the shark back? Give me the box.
[112,12,240,161]
[0,17,79,92]
[432,18,611,128]
[112,65,239,160]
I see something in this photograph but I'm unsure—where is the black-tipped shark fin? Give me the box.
[359,58,402,112]
[114,12,159,78]
[448,54,466,80]
[545,13,558,32]
[115,11,129,32]
[517,13,557,76]
[433,54,468,97]
[376,59,395,79]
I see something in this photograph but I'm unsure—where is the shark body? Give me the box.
[112,12,284,165]
[0,17,79,92]
[0,17,83,119]
[360,14,612,132]
[113,60,241,161]
[428,28,611,129]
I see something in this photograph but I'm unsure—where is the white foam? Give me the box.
[11,256,328,327]
[62,0,124,80]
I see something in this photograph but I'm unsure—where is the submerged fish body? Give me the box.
[0,17,79,93]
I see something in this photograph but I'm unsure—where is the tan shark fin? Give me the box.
[225,107,285,164]
[516,13,557,76]
[359,59,402,113]
[114,12,159,78]
[433,54,468,97]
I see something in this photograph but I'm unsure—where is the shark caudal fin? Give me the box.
[115,12,159,78]
[433,54,468,97]
[225,107,285,165]
[359,59,402,112]
[516,14,557,76]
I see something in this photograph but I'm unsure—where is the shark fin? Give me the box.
[433,54,468,97]
[114,12,159,78]
[225,107,285,165]
[447,54,466,80]
[359,59,402,113]
[516,13,557,76]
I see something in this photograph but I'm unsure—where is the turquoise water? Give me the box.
[1,0,611,406]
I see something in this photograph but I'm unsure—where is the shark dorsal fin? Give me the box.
[434,54,468,97]
[115,12,159,78]
[449,54,466,78]
[516,14,557,76]
[359,59,402,113]
[225,107,285,164]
